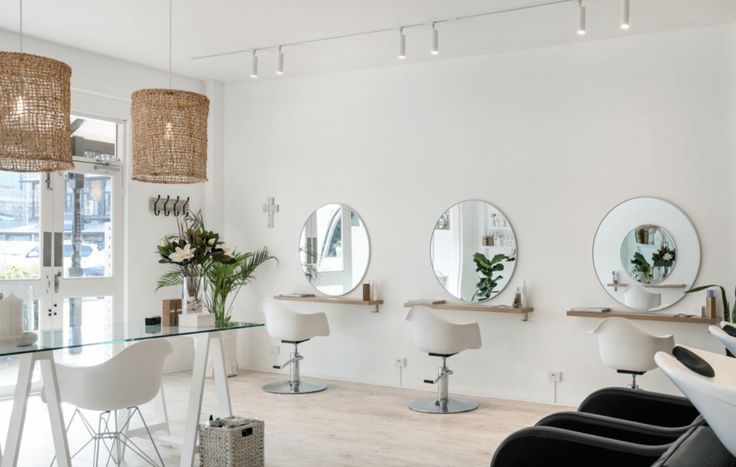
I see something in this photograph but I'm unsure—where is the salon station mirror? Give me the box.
[299,203,370,296]
[430,200,517,303]
[593,197,700,312]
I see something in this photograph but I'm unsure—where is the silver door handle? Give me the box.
[54,271,61,293]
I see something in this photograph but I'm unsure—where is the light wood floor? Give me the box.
[1,370,563,466]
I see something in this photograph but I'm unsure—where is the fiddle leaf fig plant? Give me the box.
[471,252,515,302]
[685,284,736,323]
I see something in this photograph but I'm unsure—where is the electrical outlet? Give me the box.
[548,371,562,383]
[270,344,280,355]
[394,358,407,368]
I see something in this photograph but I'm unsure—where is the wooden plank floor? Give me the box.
[1,370,563,466]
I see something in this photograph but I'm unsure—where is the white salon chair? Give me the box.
[656,346,736,456]
[590,317,674,389]
[708,322,736,356]
[624,284,661,311]
[405,306,482,414]
[47,339,173,467]
[262,299,330,394]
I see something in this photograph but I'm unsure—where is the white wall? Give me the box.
[0,30,213,370]
[223,23,736,406]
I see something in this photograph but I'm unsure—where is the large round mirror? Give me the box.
[299,203,370,296]
[430,200,517,303]
[593,197,699,312]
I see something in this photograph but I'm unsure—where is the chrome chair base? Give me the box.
[408,397,479,414]
[263,380,327,394]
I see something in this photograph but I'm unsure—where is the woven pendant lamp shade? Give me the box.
[131,88,209,184]
[0,52,73,172]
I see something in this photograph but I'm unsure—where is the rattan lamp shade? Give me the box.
[131,88,209,184]
[0,51,73,172]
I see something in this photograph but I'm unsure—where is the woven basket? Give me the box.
[0,52,73,172]
[199,419,264,467]
[131,88,209,184]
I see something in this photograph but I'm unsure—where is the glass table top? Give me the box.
[0,321,264,357]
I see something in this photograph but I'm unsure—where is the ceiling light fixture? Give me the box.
[250,50,259,78]
[431,22,439,55]
[620,0,630,30]
[131,0,209,184]
[0,0,73,172]
[577,0,587,36]
[276,46,284,75]
[398,28,406,60]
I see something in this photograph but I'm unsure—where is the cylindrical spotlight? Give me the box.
[398,28,406,60]
[431,23,439,55]
[577,1,586,36]
[276,46,284,75]
[620,0,630,30]
[250,50,259,79]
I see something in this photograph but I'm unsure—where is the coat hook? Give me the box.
[164,195,171,216]
[174,196,180,216]
[153,195,161,216]
[183,197,190,218]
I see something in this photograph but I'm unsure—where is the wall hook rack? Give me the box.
[150,195,191,217]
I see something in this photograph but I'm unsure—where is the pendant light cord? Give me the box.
[169,0,173,89]
[19,0,23,52]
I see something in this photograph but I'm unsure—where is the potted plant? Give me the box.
[630,252,653,284]
[156,212,233,315]
[471,252,515,302]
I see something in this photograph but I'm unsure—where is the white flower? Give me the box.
[208,238,216,246]
[169,244,195,263]
[158,238,169,248]
[663,253,673,261]
[221,244,234,257]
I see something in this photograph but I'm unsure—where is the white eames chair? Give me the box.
[405,306,482,414]
[590,317,674,389]
[262,299,330,394]
[46,339,173,467]
[708,322,736,356]
[656,346,736,456]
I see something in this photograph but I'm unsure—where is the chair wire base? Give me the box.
[50,406,165,467]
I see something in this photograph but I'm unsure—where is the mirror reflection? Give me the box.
[620,225,676,284]
[299,203,370,296]
[430,200,516,303]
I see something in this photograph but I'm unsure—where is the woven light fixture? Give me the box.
[0,1,73,172]
[131,0,209,184]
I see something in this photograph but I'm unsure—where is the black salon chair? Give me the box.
[490,424,735,467]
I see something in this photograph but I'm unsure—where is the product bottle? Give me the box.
[513,287,522,308]
[521,281,528,307]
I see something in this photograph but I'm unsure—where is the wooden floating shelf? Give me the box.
[274,295,384,312]
[403,302,533,321]
[606,283,687,289]
[566,310,717,325]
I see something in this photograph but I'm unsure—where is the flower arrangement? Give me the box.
[652,245,676,269]
[156,212,234,313]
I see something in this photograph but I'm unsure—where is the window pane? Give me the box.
[70,115,118,162]
[63,172,113,278]
[62,296,113,363]
[0,172,40,280]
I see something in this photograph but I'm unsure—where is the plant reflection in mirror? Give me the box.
[471,252,515,302]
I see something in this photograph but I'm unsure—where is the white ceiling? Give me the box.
[0,0,734,82]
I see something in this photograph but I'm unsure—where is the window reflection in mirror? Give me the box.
[430,200,517,303]
[620,225,676,285]
[299,203,370,296]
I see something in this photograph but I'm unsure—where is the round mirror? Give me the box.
[619,225,677,284]
[593,197,699,312]
[299,203,370,296]
[430,200,517,303]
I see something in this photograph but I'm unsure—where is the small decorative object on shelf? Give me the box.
[161,299,182,326]
[362,283,371,301]
[199,417,264,467]
[512,287,522,308]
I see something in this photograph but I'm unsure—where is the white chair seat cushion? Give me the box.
[405,307,481,355]
[263,299,330,342]
[591,317,673,373]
